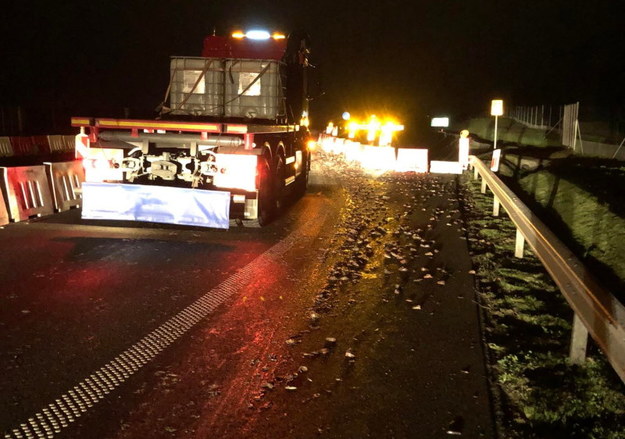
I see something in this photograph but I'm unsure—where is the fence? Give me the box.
[510,102,625,160]
[509,104,562,130]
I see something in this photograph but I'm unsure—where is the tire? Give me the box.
[256,159,275,226]
[273,154,286,210]
[294,150,309,197]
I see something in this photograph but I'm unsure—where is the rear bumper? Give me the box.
[81,182,258,229]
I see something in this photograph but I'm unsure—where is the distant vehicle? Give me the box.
[72,30,312,228]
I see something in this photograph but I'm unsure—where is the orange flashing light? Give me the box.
[231,31,246,39]
[272,33,286,40]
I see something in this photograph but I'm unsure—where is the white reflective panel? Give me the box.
[396,148,428,173]
[81,183,231,229]
[459,138,470,169]
[431,117,450,127]
[430,161,463,174]
[491,100,504,116]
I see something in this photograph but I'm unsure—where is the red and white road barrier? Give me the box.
[0,160,85,223]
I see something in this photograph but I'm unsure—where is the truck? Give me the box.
[71,30,312,229]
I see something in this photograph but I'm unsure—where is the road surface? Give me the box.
[1,154,495,438]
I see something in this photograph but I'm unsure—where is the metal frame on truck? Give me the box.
[71,30,312,229]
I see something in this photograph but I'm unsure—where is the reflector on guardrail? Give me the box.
[45,161,85,212]
[0,137,13,157]
[0,165,54,221]
[396,148,428,173]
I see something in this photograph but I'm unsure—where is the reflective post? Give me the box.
[514,228,525,258]
[493,196,500,216]
[569,313,589,364]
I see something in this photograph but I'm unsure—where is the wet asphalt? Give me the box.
[0,154,494,439]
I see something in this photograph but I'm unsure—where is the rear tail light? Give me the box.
[212,154,258,192]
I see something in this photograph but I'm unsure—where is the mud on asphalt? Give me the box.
[77,154,495,439]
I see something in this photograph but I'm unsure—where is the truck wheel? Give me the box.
[294,151,309,197]
[274,154,286,210]
[256,160,275,226]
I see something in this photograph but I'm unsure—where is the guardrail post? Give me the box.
[569,313,589,364]
[480,178,487,194]
[493,196,500,216]
[473,166,478,180]
[514,228,525,258]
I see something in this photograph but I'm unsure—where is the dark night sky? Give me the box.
[1,0,623,143]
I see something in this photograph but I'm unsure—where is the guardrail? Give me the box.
[469,155,625,383]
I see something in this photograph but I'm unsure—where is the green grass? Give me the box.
[499,155,625,299]
[460,175,625,439]
[457,118,563,147]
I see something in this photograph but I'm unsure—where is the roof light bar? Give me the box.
[245,30,271,40]
[231,30,286,41]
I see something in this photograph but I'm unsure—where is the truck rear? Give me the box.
[72,30,312,229]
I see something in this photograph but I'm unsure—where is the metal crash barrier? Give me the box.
[469,155,625,384]
[0,165,54,221]
[45,161,85,212]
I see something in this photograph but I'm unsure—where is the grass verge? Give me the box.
[459,174,625,439]
[499,154,625,302]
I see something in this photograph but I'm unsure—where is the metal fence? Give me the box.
[509,104,562,130]
[510,102,625,160]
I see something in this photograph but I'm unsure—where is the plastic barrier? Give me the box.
[343,142,363,163]
[396,148,429,173]
[47,135,75,154]
[429,160,463,174]
[0,137,12,157]
[0,165,54,221]
[359,146,396,171]
[45,160,85,212]
[0,190,8,226]
[31,135,51,155]
[9,136,37,156]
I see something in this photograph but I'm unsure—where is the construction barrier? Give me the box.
[343,142,363,163]
[0,137,12,157]
[396,148,429,173]
[0,190,8,226]
[45,160,85,212]
[0,165,54,221]
[359,145,396,171]
[31,136,51,155]
[430,160,463,174]
[47,135,75,154]
[9,136,37,156]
